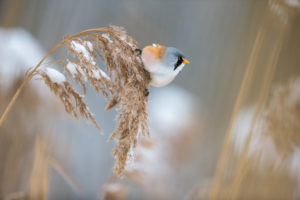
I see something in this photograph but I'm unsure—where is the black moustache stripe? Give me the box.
[174,57,183,71]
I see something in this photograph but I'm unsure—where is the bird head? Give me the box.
[141,43,189,71]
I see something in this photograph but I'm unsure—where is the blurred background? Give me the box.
[0,0,300,199]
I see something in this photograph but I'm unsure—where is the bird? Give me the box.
[139,43,189,87]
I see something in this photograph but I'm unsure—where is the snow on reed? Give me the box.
[101,33,113,43]
[65,61,80,77]
[43,68,66,84]
[70,40,96,65]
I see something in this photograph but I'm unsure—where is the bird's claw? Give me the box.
[144,88,149,97]
[134,48,142,56]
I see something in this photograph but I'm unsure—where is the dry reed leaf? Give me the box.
[31,26,151,175]
[0,77,45,200]
[49,157,83,195]
[29,137,50,200]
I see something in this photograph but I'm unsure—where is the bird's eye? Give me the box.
[174,56,183,71]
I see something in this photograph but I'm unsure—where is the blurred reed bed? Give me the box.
[0,76,82,200]
[0,77,40,199]
[209,1,300,199]
[29,137,83,200]
[209,78,300,199]
[28,137,51,200]
[0,29,84,200]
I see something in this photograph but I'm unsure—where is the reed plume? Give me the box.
[227,77,300,199]
[264,78,300,155]
[0,26,151,175]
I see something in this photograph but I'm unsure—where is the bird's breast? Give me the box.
[150,72,176,87]
[146,63,177,87]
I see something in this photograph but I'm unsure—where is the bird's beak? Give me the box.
[183,59,190,64]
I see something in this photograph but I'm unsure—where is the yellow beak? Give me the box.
[183,59,190,64]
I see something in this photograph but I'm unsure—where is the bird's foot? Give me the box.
[134,48,142,56]
[144,88,149,97]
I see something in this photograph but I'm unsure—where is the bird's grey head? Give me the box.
[163,47,187,71]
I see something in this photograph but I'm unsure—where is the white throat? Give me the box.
[146,62,185,87]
